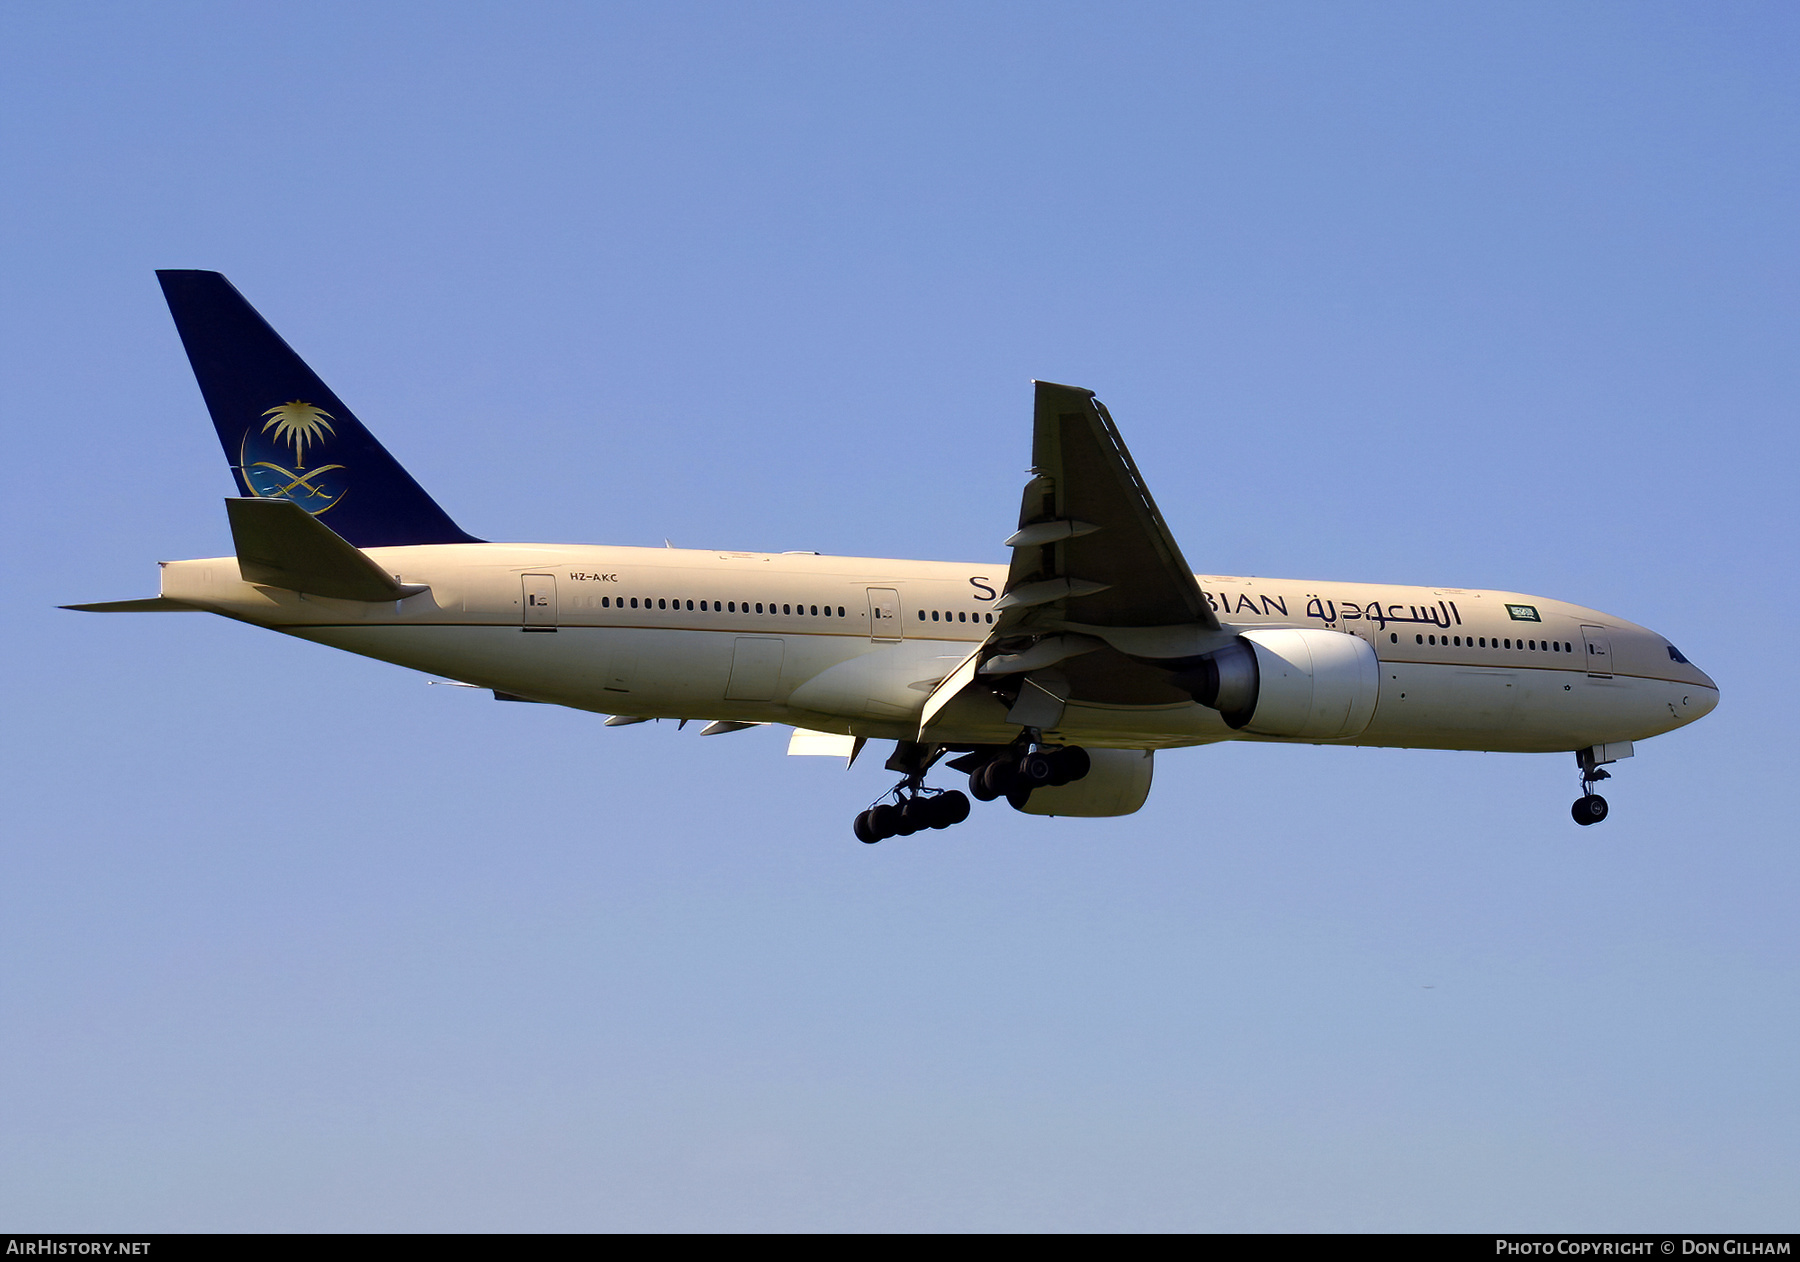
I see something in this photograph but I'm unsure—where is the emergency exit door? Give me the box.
[522,574,557,630]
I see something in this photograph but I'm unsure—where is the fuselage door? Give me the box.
[868,587,902,642]
[1581,625,1612,678]
[522,574,557,630]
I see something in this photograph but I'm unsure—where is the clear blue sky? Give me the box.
[2,1,1794,1231]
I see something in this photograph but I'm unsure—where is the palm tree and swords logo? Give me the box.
[239,400,347,513]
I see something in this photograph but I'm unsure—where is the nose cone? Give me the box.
[1687,673,1720,721]
[1657,635,1718,724]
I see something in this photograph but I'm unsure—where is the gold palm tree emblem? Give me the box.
[260,401,336,468]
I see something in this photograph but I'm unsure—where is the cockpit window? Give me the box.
[1668,644,1691,664]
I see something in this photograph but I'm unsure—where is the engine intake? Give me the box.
[1182,628,1380,739]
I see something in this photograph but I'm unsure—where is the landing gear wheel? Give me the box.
[853,810,880,844]
[1006,782,1033,811]
[1049,747,1090,785]
[869,803,900,839]
[1019,751,1057,787]
[1572,794,1609,826]
[930,790,970,828]
[969,766,1002,802]
[979,760,1015,800]
[897,797,933,835]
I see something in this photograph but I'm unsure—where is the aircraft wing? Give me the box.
[920,382,1217,737]
[995,381,1216,634]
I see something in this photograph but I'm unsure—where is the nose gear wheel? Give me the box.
[1571,750,1613,826]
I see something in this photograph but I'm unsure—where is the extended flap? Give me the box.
[225,497,424,601]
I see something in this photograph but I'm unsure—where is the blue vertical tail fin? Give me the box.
[156,270,480,547]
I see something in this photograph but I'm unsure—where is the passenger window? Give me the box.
[824,605,832,617]
[839,607,846,617]
[985,613,993,623]
[630,597,638,609]
[755,603,763,613]
[931,611,939,621]
[1390,633,1398,643]
[1416,634,1423,644]
[958,611,967,622]
[916,610,924,620]
[811,605,818,616]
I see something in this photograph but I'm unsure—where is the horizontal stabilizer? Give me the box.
[61,597,200,613]
[226,497,425,602]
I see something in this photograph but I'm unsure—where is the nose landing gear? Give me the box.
[1571,744,1629,826]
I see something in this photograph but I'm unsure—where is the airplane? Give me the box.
[67,271,1720,842]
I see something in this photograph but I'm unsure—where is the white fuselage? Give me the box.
[156,542,1718,753]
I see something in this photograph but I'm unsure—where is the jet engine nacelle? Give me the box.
[1187,628,1380,740]
[1015,748,1154,817]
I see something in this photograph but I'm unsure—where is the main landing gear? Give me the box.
[849,737,1091,842]
[852,741,970,844]
[1571,746,1613,826]
[853,789,970,843]
[965,744,1090,810]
